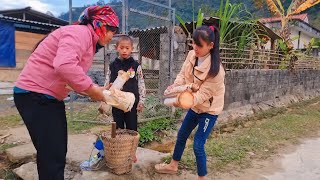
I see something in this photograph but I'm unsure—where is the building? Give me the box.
[260,13,320,50]
[0,7,68,81]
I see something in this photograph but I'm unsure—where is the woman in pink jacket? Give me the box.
[13,6,119,180]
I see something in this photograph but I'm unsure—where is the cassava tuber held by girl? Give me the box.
[164,90,194,109]
[164,83,199,97]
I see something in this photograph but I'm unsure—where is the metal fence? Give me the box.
[219,44,320,70]
[69,1,320,124]
[126,0,175,119]
[220,45,285,69]
[69,0,176,123]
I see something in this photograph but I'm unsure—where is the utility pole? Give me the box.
[122,0,126,33]
[69,0,72,24]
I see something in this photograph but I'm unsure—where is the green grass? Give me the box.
[0,144,17,153]
[0,115,21,130]
[178,97,320,172]
[0,169,19,180]
[66,103,101,134]
[138,117,177,146]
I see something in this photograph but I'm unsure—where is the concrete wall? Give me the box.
[159,33,187,97]
[169,49,320,122]
[224,69,320,109]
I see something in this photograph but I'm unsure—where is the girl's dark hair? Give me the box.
[192,25,221,78]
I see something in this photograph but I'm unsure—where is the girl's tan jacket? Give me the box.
[174,50,225,115]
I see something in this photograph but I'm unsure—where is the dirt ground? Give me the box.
[0,95,17,117]
[1,95,320,180]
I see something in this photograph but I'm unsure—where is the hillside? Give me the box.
[58,0,320,29]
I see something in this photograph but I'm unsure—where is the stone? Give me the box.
[66,134,97,165]
[6,143,36,163]
[13,162,38,180]
[14,162,77,180]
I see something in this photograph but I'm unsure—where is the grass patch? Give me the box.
[179,97,320,172]
[0,144,17,153]
[0,169,20,180]
[138,117,176,147]
[0,115,21,130]
[141,94,170,119]
[66,103,101,134]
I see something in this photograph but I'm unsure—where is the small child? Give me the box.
[104,35,146,161]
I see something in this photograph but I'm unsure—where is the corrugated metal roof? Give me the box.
[0,6,68,25]
[129,26,167,34]
[0,14,61,27]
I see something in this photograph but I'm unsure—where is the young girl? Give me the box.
[13,6,119,180]
[155,25,225,180]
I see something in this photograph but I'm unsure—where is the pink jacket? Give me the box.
[15,24,99,100]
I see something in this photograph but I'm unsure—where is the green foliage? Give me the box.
[138,117,176,146]
[311,38,320,47]
[175,0,204,35]
[173,108,184,119]
[196,9,204,29]
[0,144,17,153]
[176,14,189,33]
[57,0,320,31]
[217,0,260,48]
[141,94,170,119]
[305,38,320,55]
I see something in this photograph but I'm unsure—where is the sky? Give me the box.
[0,0,110,17]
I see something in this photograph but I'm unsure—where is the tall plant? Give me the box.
[176,5,204,49]
[176,8,204,34]
[217,0,261,49]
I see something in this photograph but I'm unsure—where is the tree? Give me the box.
[263,0,320,49]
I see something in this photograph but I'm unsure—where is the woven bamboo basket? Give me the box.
[101,124,140,175]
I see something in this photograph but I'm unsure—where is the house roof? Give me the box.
[0,6,68,26]
[259,13,320,38]
[259,13,308,23]
[0,14,61,34]
[129,26,167,35]
[0,14,60,27]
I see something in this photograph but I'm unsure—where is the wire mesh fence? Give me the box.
[69,0,175,124]
[68,1,320,124]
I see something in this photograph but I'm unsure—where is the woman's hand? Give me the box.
[84,84,106,102]
[104,83,113,90]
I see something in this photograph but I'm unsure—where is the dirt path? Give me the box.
[212,133,320,180]
[2,97,320,179]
